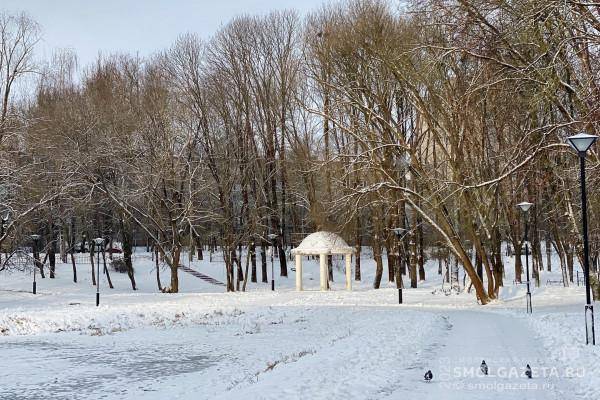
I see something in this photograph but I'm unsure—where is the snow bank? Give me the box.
[0,302,244,336]
[524,310,600,399]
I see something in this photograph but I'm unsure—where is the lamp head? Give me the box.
[267,233,279,240]
[567,133,598,154]
[93,237,104,245]
[30,234,40,241]
[517,202,533,213]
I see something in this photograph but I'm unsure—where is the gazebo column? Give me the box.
[295,254,303,291]
[319,253,327,291]
[345,253,352,291]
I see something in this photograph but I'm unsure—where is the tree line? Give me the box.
[0,0,598,303]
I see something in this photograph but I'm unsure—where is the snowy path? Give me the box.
[393,310,573,399]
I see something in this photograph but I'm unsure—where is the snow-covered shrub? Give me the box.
[110,258,128,273]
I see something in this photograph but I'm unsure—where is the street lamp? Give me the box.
[30,234,40,294]
[567,132,598,345]
[393,227,406,304]
[268,233,279,291]
[517,201,533,314]
[93,237,104,306]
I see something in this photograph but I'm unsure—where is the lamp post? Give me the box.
[93,237,104,306]
[30,234,40,294]
[393,227,407,304]
[268,233,279,291]
[567,132,598,345]
[517,201,534,314]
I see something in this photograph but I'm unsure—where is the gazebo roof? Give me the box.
[291,231,355,255]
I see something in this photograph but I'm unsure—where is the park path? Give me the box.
[395,310,574,400]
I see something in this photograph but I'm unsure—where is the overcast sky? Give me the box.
[2,0,327,67]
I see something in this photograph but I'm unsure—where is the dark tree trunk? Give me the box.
[169,247,181,293]
[566,246,574,283]
[546,234,552,272]
[278,245,287,277]
[354,217,362,281]
[250,241,257,283]
[101,247,114,289]
[417,216,425,281]
[90,246,96,286]
[120,215,136,290]
[155,246,162,291]
[386,246,395,282]
[48,231,56,279]
[476,250,483,281]
[373,235,384,289]
[409,235,418,288]
[69,218,77,282]
[514,241,523,283]
[260,242,268,283]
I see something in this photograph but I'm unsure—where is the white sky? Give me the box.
[1,0,327,67]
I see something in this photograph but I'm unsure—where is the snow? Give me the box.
[0,247,598,399]
[291,231,355,255]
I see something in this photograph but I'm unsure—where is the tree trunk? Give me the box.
[354,216,362,281]
[101,247,114,289]
[409,235,418,288]
[373,235,384,289]
[48,237,56,279]
[476,250,483,281]
[566,246,574,283]
[90,246,96,286]
[69,218,77,282]
[169,246,180,293]
[250,241,257,283]
[514,242,523,283]
[155,245,163,291]
[260,242,268,283]
[120,215,136,290]
[546,235,552,272]
[417,216,425,281]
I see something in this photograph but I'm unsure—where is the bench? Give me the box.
[546,279,564,285]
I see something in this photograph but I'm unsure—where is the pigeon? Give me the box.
[424,370,433,382]
[480,360,488,375]
[525,364,532,379]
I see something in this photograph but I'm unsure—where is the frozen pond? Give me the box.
[0,328,219,399]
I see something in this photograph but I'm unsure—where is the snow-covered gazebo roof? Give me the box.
[291,231,355,256]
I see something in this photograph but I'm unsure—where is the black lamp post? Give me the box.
[93,237,104,306]
[30,234,40,294]
[268,233,279,291]
[567,132,598,345]
[517,201,533,314]
[393,227,407,304]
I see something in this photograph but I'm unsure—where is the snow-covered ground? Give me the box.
[0,248,598,399]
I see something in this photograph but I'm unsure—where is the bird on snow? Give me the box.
[480,360,488,375]
[525,364,532,379]
[424,370,433,382]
